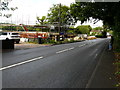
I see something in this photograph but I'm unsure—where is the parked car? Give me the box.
[0,32,20,43]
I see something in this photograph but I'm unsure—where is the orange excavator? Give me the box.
[19,24,49,39]
[20,24,29,31]
[19,24,38,38]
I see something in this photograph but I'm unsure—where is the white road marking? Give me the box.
[0,56,43,71]
[56,47,75,54]
[68,47,74,50]
[56,49,69,54]
[2,46,75,71]
[79,44,86,47]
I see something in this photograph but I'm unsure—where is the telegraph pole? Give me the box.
[58,3,61,33]
[58,3,61,41]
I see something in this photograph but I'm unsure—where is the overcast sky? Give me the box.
[0,0,103,28]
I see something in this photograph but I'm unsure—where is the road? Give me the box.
[1,38,109,88]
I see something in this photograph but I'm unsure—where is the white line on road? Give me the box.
[0,56,43,71]
[56,49,69,54]
[56,47,75,54]
[79,44,86,47]
[68,47,74,50]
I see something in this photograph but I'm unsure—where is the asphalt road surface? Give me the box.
[1,38,109,88]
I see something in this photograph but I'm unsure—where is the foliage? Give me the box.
[0,1,18,18]
[108,30,113,35]
[70,2,120,27]
[93,26,103,30]
[36,16,48,25]
[67,27,76,34]
[1,25,37,31]
[70,2,120,31]
[113,31,120,52]
[67,30,75,33]
[95,34,105,38]
[41,28,50,32]
[75,25,92,34]
[70,2,120,51]
[1,26,18,31]
[47,4,75,26]
[49,40,56,44]
[114,53,120,87]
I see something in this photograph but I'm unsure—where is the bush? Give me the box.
[49,40,56,44]
[69,39,75,43]
[95,34,107,38]
[63,39,69,43]
[28,38,38,44]
[95,34,103,38]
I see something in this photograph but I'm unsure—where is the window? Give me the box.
[2,32,7,35]
[12,33,19,35]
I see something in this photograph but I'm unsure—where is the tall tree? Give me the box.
[70,2,120,51]
[47,4,75,26]
[70,2,120,28]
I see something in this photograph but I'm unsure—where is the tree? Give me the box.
[0,0,18,18]
[70,2,120,51]
[76,25,92,34]
[67,26,76,34]
[47,4,75,27]
[36,16,48,25]
[93,26,103,30]
[70,2,120,29]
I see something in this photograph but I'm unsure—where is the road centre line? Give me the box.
[68,47,74,50]
[56,47,75,54]
[0,56,43,71]
[56,49,69,54]
[79,44,86,47]
[2,47,75,70]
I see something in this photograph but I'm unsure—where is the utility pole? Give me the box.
[58,3,61,41]
[58,3,61,33]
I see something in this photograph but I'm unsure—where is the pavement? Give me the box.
[87,44,118,88]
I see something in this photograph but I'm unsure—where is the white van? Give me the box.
[0,32,20,43]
